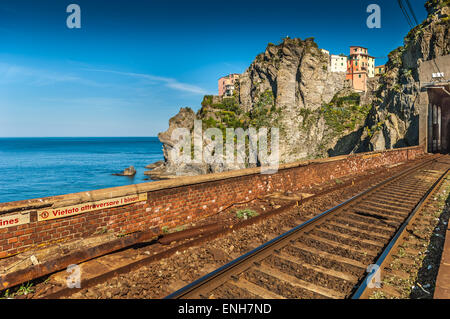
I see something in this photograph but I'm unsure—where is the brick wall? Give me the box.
[0,146,425,259]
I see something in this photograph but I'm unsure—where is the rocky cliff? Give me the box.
[150,38,372,179]
[353,0,449,152]
[149,0,449,179]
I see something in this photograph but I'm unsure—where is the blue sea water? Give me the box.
[0,137,164,204]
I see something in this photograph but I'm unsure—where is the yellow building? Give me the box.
[375,65,386,75]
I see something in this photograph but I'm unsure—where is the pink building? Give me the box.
[346,46,376,92]
[218,74,240,97]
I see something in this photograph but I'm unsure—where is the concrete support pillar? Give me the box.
[418,91,430,152]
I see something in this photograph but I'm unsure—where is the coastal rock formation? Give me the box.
[149,107,210,179]
[353,0,449,151]
[113,166,136,176]
[145,161,164,170]
[154,38,372,178]
[237,38,351,163]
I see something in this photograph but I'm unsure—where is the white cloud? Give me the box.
[0,62,210,95]
[39,97,135,109]
[84,68,210,95]
[0,63,104,87]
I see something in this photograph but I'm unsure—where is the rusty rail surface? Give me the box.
[352,164,450,299]
[0,229,160,291]
[165,155,450,299]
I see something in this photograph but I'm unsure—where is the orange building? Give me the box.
[218,74,240,97]
[346,46,375,92]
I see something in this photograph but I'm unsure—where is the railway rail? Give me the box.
[165,154,450,299]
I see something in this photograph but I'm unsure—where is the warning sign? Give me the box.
[0,212,30,229]
[37,193,147,222]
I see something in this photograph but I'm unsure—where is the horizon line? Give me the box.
[0,136,159,138]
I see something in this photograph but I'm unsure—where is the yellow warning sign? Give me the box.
[37,193,147,222]
[0,212,30,229]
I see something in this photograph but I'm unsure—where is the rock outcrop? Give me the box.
[145,161,164,170]
[237,38,352,163]
[113,166,136,176]
[154,38,373,178]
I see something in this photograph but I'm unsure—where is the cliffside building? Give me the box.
[375,65,386,75]
[330,54,348,73]
[218,74,240,97]
[346,46,376,92]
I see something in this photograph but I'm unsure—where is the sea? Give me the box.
[0,137,164,204]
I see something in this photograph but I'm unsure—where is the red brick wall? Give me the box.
[0,146,424,259]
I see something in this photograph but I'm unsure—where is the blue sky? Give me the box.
[0,0,428,137]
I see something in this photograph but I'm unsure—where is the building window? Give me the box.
[359,74,361,78]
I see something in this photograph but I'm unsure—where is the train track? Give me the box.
[165,154,450,299]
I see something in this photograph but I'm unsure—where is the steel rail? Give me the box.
[352,167,450,299]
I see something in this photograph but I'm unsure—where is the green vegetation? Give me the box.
[236,209,259,219]
[425,0,450,10]
[366,121,384,138]
[1,289,13,299]
[296,92,373,158]
[368,290,387,299]
[387,47,404,69]
[160,225,186,234]
[320,93,372,134]
[304,37,318,48]
[402,68,413,77]
[201,95,214,108]
[203,117,218,128]
[16,282,34,296]
[249,90,277,128]
[161,226,169,234]
[1,282,34,299]
[393,83,402,93]
[198,88,283,163]
[202,98,247,139]
[174,226,185,232]
[299,108,317,131]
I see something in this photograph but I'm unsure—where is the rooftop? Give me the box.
[218,73,240,80]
